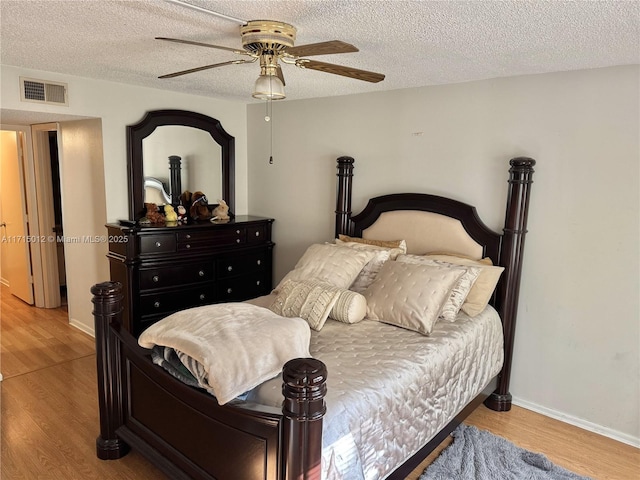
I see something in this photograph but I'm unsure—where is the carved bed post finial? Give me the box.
[92,281,130,459]
[335,156,355,237]
[486,157,536,412]
[282,358,327,480]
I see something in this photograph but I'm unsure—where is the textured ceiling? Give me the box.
[1,0,639,106]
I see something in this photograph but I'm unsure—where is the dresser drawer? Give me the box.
[247,225,267,244]
[216,251,267,279]
[140,284,216,317]
[177,227,246,251]
[140,234,176,254]
[139,262,214,290]
[216,272,270,302]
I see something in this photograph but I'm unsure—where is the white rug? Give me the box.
[420,424,592,480]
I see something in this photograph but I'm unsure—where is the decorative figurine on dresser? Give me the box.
[107,110,274,336]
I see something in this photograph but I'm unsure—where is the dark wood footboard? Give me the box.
[92,281,327,480]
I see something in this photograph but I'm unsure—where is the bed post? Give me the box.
[282,358,328,480]
[91,281,130,459]
[486,157,536,412]
[335,156,355,237]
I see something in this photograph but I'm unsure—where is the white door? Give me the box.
[0,130,34,304]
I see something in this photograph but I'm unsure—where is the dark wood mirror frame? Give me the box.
[126,109,235,220]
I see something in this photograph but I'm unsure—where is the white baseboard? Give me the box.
[512,396,640,448]
[69,317,95,338]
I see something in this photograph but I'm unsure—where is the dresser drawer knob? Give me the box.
[186,244,191,249]
[154,301,160,308]
[227,266,233,272]
[227,288,233,294]
[199,294,206,300]
[186,234,191,239]
[236,229,240,234]
[236,238,241,243]
[256,280,261,286]
[255,231,260,237]
[256,260,261,266]
[198,270,205,277]
[155,241,162,247]
[152,275,159,283]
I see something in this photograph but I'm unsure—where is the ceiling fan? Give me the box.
[156,4,385,100]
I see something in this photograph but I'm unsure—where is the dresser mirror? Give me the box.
[127,109,235,220]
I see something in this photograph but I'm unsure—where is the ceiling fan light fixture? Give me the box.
[252,74,286,100]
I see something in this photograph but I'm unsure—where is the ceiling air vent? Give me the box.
[20,77,68,106]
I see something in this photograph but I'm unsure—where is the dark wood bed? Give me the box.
[92,155,535,479]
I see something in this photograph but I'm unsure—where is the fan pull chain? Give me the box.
[265,99,274,164]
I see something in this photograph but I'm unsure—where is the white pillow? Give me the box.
[277,243,376,290]
[421,254,505,317]
[269,279,342,331]
[363,261,464,335]
[397,254,480,322]
[138,303,310,405]
[329,289,367,324]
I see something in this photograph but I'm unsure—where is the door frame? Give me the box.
[0,124,45,307]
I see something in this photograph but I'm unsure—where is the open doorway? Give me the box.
[31,123,63,309]
[47,131,67,304]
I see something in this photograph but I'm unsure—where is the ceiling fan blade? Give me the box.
[285,40,358,58]
[276,65,286,86]
[156,37,247,55]
[298,60,385,83]
[159,59,252,79]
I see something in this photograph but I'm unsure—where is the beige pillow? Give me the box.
[329,290,367,324]
[363,261,464,335]
[422,254,505,317]
[277,243,376,290]
[427,251,494,265]
[332,242,390,292]
[336,236,407,259]
[397,254,480,322]
[338,234,404,249]
[269,279,341,331]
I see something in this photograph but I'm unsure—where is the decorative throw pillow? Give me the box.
[427,252,494,265]
[336,235,407,259]
[338,234,405,249]
[332,243,391,292]
[363,261,464,335]
[276,243,376,290]
[397,254,480,322]
[421,254,505,317]
[269,279,342,331]
[329,289,367,324]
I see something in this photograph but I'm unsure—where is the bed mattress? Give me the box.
[244,305,504,480]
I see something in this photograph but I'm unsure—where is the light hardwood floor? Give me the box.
[1,286,638,479]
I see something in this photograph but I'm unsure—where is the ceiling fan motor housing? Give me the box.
[240,20,296,55]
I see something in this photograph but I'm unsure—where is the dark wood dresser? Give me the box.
[106,215,274,336]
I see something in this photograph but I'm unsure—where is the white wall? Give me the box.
[58,119,109,334]
[1,65,248,333]
[247,66,640,445]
